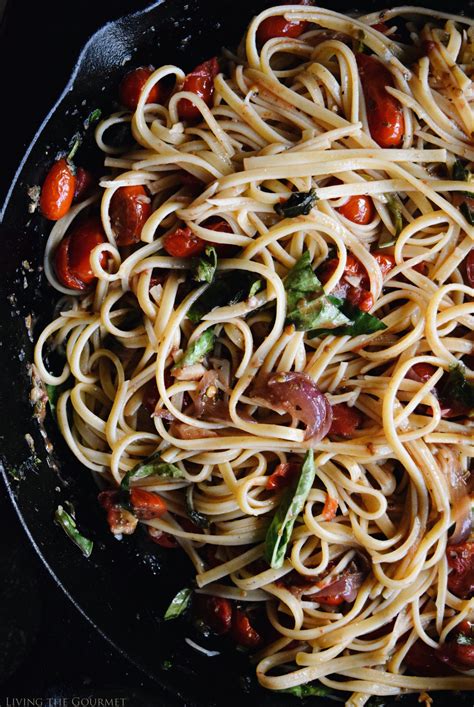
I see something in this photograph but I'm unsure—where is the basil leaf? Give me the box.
[173,329,215,371]
[440,365,474,415]
[186,486,210,529]
[288,294,351,331]
[280,683,340,699]
[460,201,474,225]
[386,194,403,236]
[275,189,318,218]
[55,505,93,558]
[45,384,62,418]
[188,272,262,323]
[335,299,387,336]
[284,251,323,311]
[264,450,316,569]
[121,452,184,491]
[452,159,474,197]
[164,587,193,620]
[193,246,217,284]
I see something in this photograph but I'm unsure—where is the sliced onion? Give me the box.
[250,371,332,442]
[169,421,218,439]
[309,566,366,604]
[173,363,208,381]
[449,494,473,546]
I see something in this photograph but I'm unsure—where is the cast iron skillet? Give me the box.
[0,1,472,704]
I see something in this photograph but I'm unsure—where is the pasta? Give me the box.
[34,4,474,702]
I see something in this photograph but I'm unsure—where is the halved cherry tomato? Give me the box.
[40,158,76,221]
[322,495,338,521]
[106,507,138,535]
[266,462,301,491]
[256,0,311,45]
[73,167,94,202]
[198,595,233,635]
[337,194,374,225]
[230,609,263,648]
[129,488,167,520]
[148,526,178,548]
[446,541,474,599]
[464,249,474,287]
[373,252,395,277]
[177,58,220,122]
[439,622,474,672]
[356,53,404,148]
[407,362,438,384]
[320,255,373,311]
[110,185,152,246]
[55,216,108,290]
[119,66,162,111]
[329,403,362,439]
[163,226,205,257]
[404,639,454,677]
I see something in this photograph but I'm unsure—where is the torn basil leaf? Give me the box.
[285,251,323,311]
[55,505,93,558]
[265,450,315,569]
[386,194,403,236]
[275,189,318,218]
[121,453,184,491]
[193,246,217,284]
[45,384,62,418]
[310,297,386,338]
[440,365,474,416]
[188,271,262,323]
[280,682,339,699]
[289,294,351,331]
[164,587,193,620]
[173,329,216,371]
[186,486,210,529]
[460,201,474,225]
[452,159,474,197]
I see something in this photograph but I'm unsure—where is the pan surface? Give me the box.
[0,1,472,704]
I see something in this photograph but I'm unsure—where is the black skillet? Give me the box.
[0,1,472,704]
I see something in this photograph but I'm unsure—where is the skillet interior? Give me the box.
[0,1,472,703]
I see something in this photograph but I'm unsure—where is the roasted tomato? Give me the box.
[148,526,178,548]
[373,252,395,277]
[464,248,474,288]
[55,216,108,290]
[446,541,474,599]
[319,254,373,311]
[230,609,264,648]
[322,495,338,521]
[198,595,233,635]
[129,488,167,520]
[177,58,219,122]
[356,53,404,148]
[404,640,454,677]
[106,507,138,535]
[73,167,94,202]
[438,622,474,672]
[110,185,152,246]
[163,226,205,257]
[40,158,76,221]
[266,462,301,491]
[407,363,438,384]
[119,66,162,111]
[256,0,312,45]
[329,403,363,438]
[337,194,375,225]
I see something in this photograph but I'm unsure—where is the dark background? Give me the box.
[0,1,174,704]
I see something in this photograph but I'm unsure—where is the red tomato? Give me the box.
[406,363,437,384]
[148,526,178,548]
[256,0,311,45]
[73,167,94,202]
[106,507,138,535]
[346,286,374,312]
[198,595,233,635]
[55,217,108,290]
[266,462,301,491]
[464,249,474,288]
[322,495,338,521]
[329,403,362,438]
[40,158,76,221]
[404,640,454,677]
[337,194,374,225]
[373,252,395,277]
[97,489,119,510]
[446,541,474,599]
[439,622,474,672]
[314,593,345,606]
[177,58,220,122]
[371,22,390,34]
[356,53,404,148]
[119,66,162,111]
[110,185,152,246]
[129,488,167,520]
[163,226,206,257]
[230,609,263,648]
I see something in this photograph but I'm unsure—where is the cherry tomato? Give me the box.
[148,526,178,548]
[322,495,338,521]
[177,58,220,122]
[346,286,374,312]
[404,640,454,677]
[163,226,206,257]
[439,622,474,672]
[73,167,94,202]
[129,488,167,520]
[356,53,404,148]
[329,403,362,438]
[314,593,345,606]
[407,363,438,384]
[337,194,374,225]
[119,66,162,111]
[373,251,395,277]
[106,507,138,535]
[97,489,119,510]
[256,0,311,45]
[446,541,474,599]
[464,249,474,288]
[371,22,390,33]
[110,185,152,246]
[266,462,301,491]
[55,216,108,290]
[198,595,233,635]
[40,158,76,221]
[230,609,263,648]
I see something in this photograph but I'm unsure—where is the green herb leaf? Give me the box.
[249,278,263,298]
[386,194,404,236]
[280,682,339,699]
[121,452,184,492]
[284,251,323,311]
[186,486,210,529]
[66,135,82,164]
[85,108,102,129]
[440,365,474,416]
[460,201,474,225]
[193,246,217,284]
[264,450,316,569]
[187,272,262,323]
[355,29,370,54]
[275,189,318,218]
[164,587,193,620]
[172,329,216,371]
[335,299,387,336]
[456,632,474,645]
[45,384,61,418]
[452,159,474,197]
[55,505,93,558]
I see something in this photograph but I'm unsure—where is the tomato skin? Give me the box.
[464,249,474,287]
[446,541,474,599]
[329,403,362,438]
[356,53,404,148]
[73,167,94,202]
[322,495,338,521]
[148,526,178,548]
[119,66,161,111]
[346,287,374,312]
[163,226,206,257]
[198,596,233,635]
[177,58,220,122]
[230,609,263,648]
[110,185,151,246]
[98,490,119,510]
[40,158,76,221]
[337,194,374,225]
[129,488,167,520]
[266,462,301,491]
[404,640,454,677]
[371,22,390,33]
[373,252,395,277]
[256,0,311,45]
[407,363,437,384]
[55,217,108,290]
